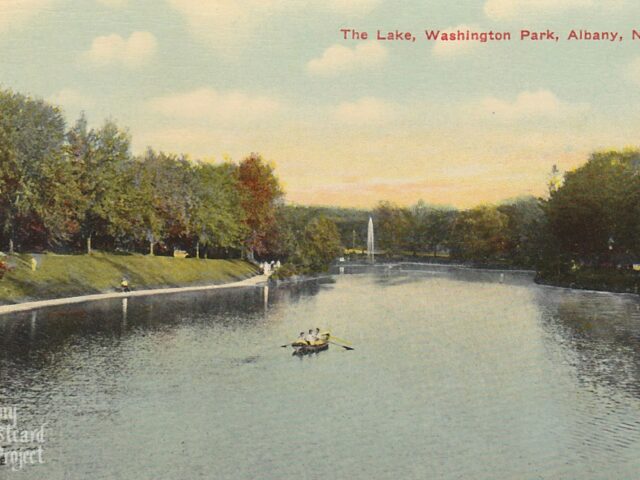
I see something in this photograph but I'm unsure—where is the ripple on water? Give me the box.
[1,269,640,479]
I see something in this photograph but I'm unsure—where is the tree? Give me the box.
[498,196,546,267]
[294,216,342,272]
[373,201,410,255]
[449,205,508,262]
[66,113,95,252]
[68,119,134,253]
[0,89,73,252]
[131,149,193,255]
[424,207,457,257]
[237,153,284,258]
[544,150,640,266]
[190,162,247,258]
[403,200,431,256]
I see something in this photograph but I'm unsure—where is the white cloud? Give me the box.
[81,32,157,68]
[48,88,95,110]
[431,24,481,57]
[0,0,54,32]
[332,97,396,125]
[484,0,600,20]
[307,42,387,76]
[97,0,127,7]
[167,0,379,50]
[478,90,588,119]
[148,88,281,123]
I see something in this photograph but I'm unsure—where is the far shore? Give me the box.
[0,273,269,317]
[339,259,640,296]
[341,259,536,274]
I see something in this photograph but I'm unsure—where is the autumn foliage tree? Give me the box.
[237,153,283,259]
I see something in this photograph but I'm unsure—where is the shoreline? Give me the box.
[344,261,536,274]
[534,275,639,297]
[0,273,270,317]
[340,261,640,297]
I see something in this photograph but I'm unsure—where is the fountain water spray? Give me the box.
[367,217,375,263]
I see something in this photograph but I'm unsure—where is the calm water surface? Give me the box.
[1,265,640,479]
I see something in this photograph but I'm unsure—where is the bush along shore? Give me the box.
[0,252,259,306]
[535,268,640,295]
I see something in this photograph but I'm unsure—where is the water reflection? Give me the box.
[334,262,534,289]
[0,280,332,370]
[1,268,640,479]
[0,287,266,378]
[534,288,640,465]
[121,298,128,326]
[535,288,640,399]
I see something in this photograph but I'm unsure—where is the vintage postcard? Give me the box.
[1,1,640,479]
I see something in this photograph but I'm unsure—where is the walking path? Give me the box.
[0,274,270,316]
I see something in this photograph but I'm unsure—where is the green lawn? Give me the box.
[0,252,259,305]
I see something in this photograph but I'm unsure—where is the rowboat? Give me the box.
[291,339,329,356]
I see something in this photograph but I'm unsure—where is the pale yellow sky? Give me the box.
[2,0,640,208]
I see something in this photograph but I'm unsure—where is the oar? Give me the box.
[328,335,352,346]
[328,341,354,351]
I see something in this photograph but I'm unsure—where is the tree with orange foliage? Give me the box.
[237,153,284,259]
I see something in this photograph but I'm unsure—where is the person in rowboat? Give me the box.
[304,329,316,344]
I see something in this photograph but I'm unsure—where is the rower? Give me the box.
[304,329,316,344]
[296,332,305,344]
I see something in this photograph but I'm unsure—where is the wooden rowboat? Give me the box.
[291,340,329,356]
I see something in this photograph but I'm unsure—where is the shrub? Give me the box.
[0,260,8,280]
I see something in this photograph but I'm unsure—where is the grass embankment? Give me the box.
[0,252,259,305]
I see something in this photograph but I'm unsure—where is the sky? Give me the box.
[1,0,640,208]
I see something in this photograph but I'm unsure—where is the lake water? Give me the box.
[1,264,640,479]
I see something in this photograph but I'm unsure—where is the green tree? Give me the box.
[424,207,457,257]
[294,216,343,272]
[66,113,95,252]
[190,162,247,258]
[544,150,640,265]
[0,89,73,251]
[70,119,133,252]
[449,205,508,262]
[374,201,410,255]
[498,196,546,267]
[403,200,430,255]
[132,149,193,255]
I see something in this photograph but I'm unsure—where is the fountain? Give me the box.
[367,216,375,263]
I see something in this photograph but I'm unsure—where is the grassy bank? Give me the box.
[536,268,640,295]
[0,252,259,305]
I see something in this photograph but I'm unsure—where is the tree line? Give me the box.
[320,197,545,268]
[0,89,342,273]
[2,88,639,284]
[323,150,640,280]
